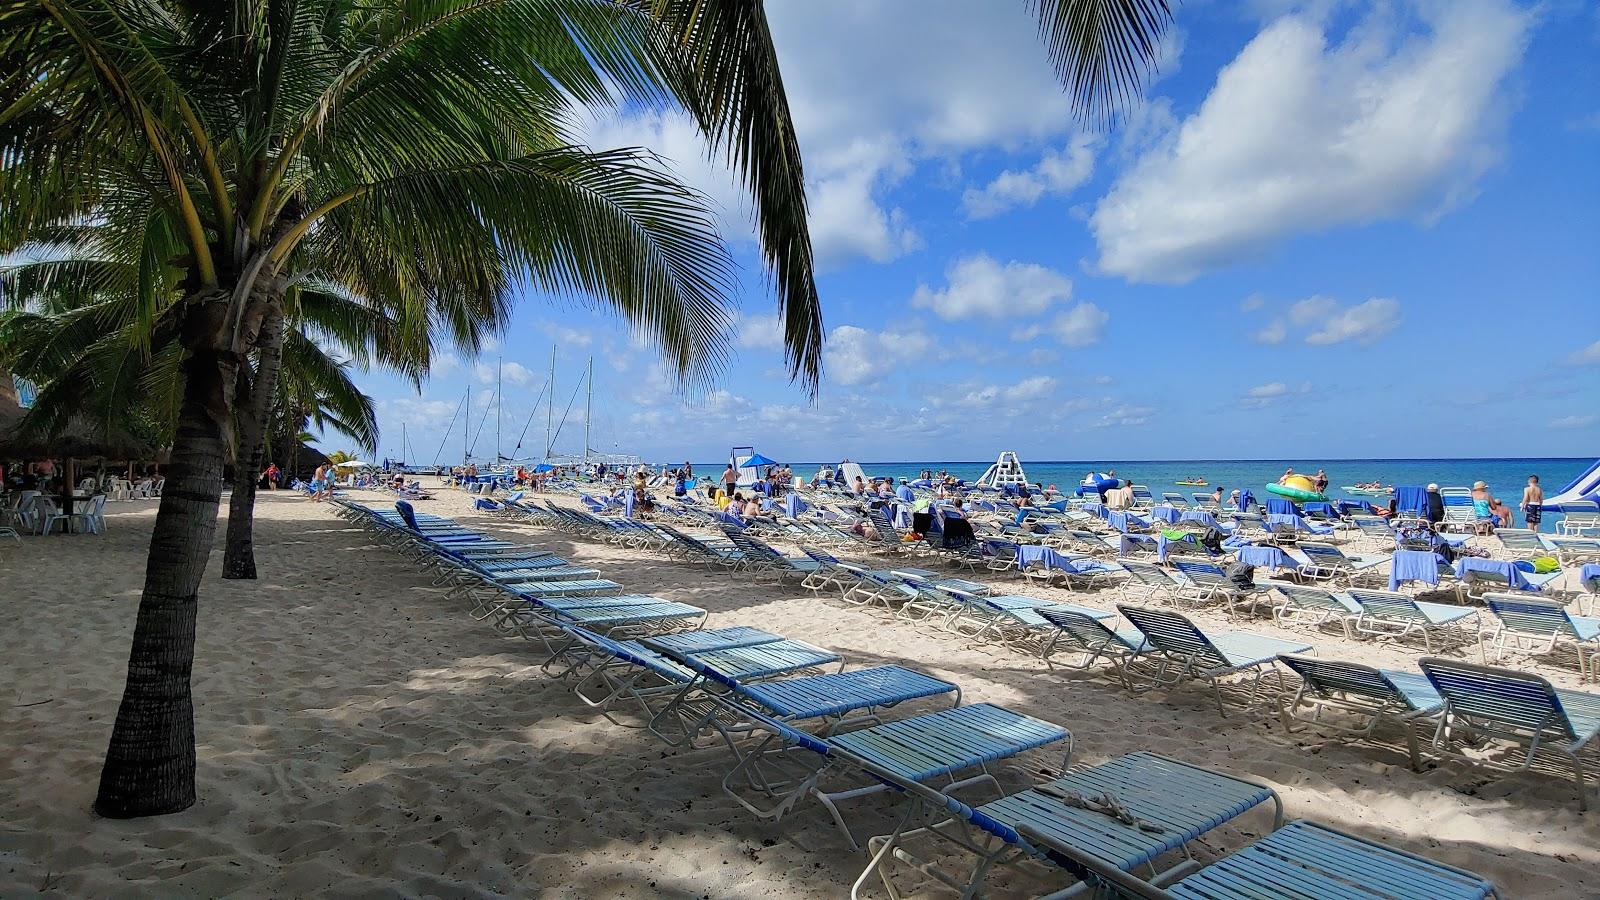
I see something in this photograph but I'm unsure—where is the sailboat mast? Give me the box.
[463,385,470,466]
[496,357,502,466]
[584,356,592,465]
[545,344,555,460]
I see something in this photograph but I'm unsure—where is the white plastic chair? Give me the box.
[8,491,41,533]
[36,496,67,534]
[82,495,107,534]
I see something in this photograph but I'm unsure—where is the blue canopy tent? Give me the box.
[531,463,554,473]
[739,452,779,469]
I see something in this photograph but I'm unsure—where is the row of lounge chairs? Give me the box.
[328,496,1507,897]
[499,493,1600,684]
[475,493,1600,810]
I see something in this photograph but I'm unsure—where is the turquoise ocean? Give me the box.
[689,457,1591,531]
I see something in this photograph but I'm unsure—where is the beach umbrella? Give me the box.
[333,459,370,468]
[739,452,778,468]
[531,463,555,473]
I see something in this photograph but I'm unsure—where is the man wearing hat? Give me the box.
[1424,483,1445,525]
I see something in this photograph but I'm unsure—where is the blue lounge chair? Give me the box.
[1276,654,1442,769]
[1116,605,1312,714]
[1293,542,1389,587]
[1496,528,1550,558]
[943,591,1116,651]
[1267,582,1359,635]
[855,750,1284,899]
[1420,657,1600,810]
[726,702,1070,850]
[1344,587,1479,653]
[1036,819,1497,900]
[1037,606,1151,683]
[1481,594,1600,679]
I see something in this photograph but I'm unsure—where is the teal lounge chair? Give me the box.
[725,702,1070,851]
[1345,587,1479,653]
[1420,657,1600,810]
[1037,606,1151,684]
[1481,594,1600,680]
[1032,819,1497,900]
[1276,654,1443,769]
[853,750,1283,899]
[1268,582,1359,635]
[1116,605,1312,714]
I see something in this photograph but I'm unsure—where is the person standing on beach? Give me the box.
[1522,475,1544,532]
[721,463,738,499]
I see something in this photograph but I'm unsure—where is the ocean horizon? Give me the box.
[674,455,1591,529]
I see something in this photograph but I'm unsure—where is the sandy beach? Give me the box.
[3,488,1599,898]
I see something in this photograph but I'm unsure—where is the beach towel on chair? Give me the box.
[1390,549,1444,591]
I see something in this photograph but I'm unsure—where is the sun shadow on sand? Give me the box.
[3,488,1596,896]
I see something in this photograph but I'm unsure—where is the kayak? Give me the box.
[1341,486,1392,496]
[1175,480,1207,486]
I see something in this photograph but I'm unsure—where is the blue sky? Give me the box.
[327,0,1600,466]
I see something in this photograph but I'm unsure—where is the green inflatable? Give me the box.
[1265,475,1329,503]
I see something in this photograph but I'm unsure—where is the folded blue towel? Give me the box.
[1236,544,1296,570]
[1266,498,1299,516]
[1454,557,1538,592]
[1390,549,1444,591]
[1583,563,1600,586]
[1150,506,1182,524]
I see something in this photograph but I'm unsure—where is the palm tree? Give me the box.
[0,244,404,579]
[2,0,1170,820]
[2,0,821,819]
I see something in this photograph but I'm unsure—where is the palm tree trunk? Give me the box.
[94,342,235,818]
[222,306,286,580]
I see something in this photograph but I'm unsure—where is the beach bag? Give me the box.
[1200,526,1227,553]
[1532,555,1559,574]
[1226,562,1256,590]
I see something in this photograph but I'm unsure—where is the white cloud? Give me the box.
[911,254,1072,320]
[1091,405,1155,428]
[471,360,538,387]
[1551,414,1598,429]
[1239,294,1266,312]
[1014,302,1110,347]
[735,313,785,351]
[430,353,461,376]
[1090,2,1532,282]
[822,324,933,386]
[1568,340,1600,366]
[1240,381,1313,408]
[1252,296,1401,346]
[937,375,1061,414]
[541,324,593,348]
[1252,320,1288,345]
[1293,296,1401,345]
[962,134,1097,219]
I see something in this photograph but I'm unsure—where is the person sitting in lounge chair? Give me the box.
[1489,496,1514,528]
[1105,480,1135,510]
[1424,483,1445,525]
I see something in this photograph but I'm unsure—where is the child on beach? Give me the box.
[1522,475,1544,532]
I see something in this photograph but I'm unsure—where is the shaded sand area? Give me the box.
[3,488,1599,897]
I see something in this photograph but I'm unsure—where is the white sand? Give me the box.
[2,488,1598,897]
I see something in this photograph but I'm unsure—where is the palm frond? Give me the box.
[1030,0,1174,127]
